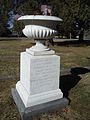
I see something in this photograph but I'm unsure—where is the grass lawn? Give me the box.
[0,39,90,120]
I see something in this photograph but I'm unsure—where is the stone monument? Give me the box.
[12,15,68,120]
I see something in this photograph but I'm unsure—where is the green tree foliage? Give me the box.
[18,0,90,39]
[16,0,39,14]
[0,0,12,36]
[0,0,90,39]
[13,0,39,36]
[49,0,90,39]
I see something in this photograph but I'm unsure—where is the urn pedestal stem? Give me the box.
[30,39,50,52]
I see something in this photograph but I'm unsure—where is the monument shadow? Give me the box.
[60,67,90,103]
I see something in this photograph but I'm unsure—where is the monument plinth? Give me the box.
[11,15,68,120]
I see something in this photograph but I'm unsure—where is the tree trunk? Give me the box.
[79,28,84,42]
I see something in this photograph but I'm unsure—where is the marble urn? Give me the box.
[18,15,62,53]
[11,15,68,120]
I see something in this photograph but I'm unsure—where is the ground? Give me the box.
[0,39,90,120]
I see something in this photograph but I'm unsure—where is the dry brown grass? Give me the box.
[0,39,90,120]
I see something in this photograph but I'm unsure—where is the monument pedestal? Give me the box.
[11,15,69,120]
[16,51,63,107]
[12,50,69,119]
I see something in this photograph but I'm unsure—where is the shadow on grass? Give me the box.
[60,67,90,103]
[55,40,90,47]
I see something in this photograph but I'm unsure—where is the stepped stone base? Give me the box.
[11,88,69,120]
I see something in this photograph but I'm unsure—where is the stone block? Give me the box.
[11,88,69,120]
[16,52,63,107]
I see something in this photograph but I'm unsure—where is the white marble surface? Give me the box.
[16,52,63,107]
[26,48,55,55]
[18,15,62,29]
[16,15,63,108]
[23,25,57,39]
[18,15,62,21]
[18,15,62,52]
